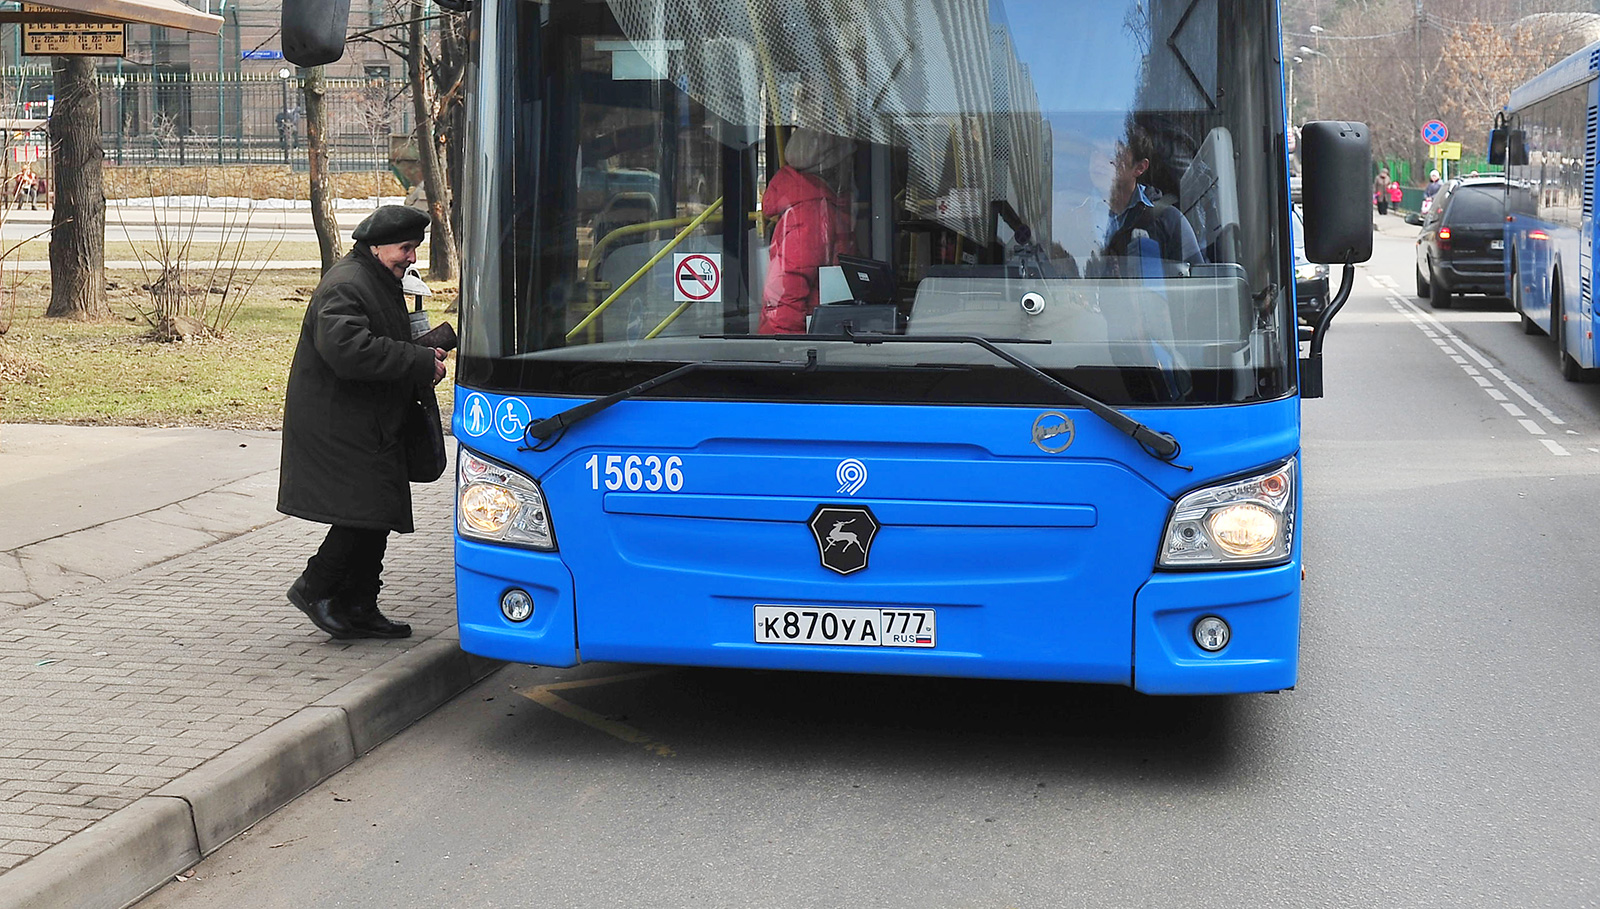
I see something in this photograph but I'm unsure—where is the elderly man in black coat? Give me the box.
[279,205,447,639]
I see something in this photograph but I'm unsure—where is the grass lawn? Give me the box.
[1,265,458,430]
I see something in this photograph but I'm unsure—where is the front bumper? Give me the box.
[457,536,1301,694]
[1434,261,1506,296]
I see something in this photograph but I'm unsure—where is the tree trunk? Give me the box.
[438,14,469,252]
[46,56,106,319]
[302,66,342,274]
[410,0,456,281]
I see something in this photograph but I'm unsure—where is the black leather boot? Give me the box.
[287,575,357,639]
[338,584,412,639]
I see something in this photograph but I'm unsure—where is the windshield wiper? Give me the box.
[520,354,818,448]
[836,331,1186,466]
[523,335,1184,467]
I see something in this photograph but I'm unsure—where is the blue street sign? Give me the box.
[1421,120,1448,145]
[242,49,284,60]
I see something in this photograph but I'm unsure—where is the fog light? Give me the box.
[1193,616,1230,652]
[500,589,534,623]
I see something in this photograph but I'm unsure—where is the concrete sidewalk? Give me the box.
[0,424,496,909]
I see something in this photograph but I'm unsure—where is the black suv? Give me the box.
[1415,176,1508,308]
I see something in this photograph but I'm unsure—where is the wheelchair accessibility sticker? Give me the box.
[461,392,492,438]
[494,398,532,442]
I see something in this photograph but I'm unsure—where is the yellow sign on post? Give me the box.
[1430,141,1462,161]
[22,4,125,56]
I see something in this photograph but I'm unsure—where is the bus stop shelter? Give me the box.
[0,0,220,205]
[0,0,221,34]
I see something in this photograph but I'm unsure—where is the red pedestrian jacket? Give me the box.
[758,166,855,334]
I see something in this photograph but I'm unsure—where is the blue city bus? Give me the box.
[286,0,1370,694]
[1497,41,1600,380]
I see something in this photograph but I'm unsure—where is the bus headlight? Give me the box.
[1159,459,1295,568]
[457,448,555,550]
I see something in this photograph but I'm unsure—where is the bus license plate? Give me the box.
[1490,239,1504,250]
[754,606,936,648]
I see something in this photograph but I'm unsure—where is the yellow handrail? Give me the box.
[566,197,724,341]
[586,211,720,288]
[643,299,696,340]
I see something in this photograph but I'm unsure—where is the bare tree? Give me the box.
[437,13,469,257]
[46,55,107,318]
[346,1,468,280]
[120,170,283,341]
[1287,0,1598,179]
[302,66,343,273]
[409,0,456,280]
[351,77,399,207]
[1436,22,1572,160]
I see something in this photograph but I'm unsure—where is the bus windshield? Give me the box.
[458,0,1293,407]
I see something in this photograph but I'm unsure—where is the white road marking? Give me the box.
[1380,281,1572,456]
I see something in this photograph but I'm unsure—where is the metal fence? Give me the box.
[0,67,415,174]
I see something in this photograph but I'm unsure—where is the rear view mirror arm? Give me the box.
[1299,256,1354,399]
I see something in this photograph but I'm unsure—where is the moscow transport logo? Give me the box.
[808,505,880,575]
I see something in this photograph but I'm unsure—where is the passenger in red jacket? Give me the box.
[758,128,856,334]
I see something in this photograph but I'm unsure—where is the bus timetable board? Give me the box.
[22,4,125,56]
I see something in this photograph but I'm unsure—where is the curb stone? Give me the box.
[0,638,502,909]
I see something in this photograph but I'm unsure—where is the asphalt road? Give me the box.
[135,223,1600,908]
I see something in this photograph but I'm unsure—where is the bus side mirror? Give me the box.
[1299,120,1373,265]
[1488,128,1507,165]
[1508,129,1529,166]
[282,0,352,67]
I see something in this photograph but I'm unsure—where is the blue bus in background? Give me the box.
[1498,41,1600,380]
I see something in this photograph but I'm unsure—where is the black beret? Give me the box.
[352,205,430,245]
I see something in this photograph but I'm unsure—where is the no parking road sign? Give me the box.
[673,253,722,303]
[1421,120,1448,145]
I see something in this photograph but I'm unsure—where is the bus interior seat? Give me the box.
[1179,127,1241,266]
[592,192,660,249]
[1177,127,1251,374]
[595,233,728,340]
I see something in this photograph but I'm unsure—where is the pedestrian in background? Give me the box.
[1374,166,1390,216]
[1423,169,1443,214]
[1388,180,1403,212]
[278,205,447,640]
[13,166,38,209]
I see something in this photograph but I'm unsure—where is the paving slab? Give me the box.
[0,425,282,552]
[0,424,498,909]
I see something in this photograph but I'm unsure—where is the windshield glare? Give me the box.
[458,0,1294,406]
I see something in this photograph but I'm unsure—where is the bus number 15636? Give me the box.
[585,454,684,492]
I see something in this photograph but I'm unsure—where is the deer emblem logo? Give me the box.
[808,506,880,575]
[824,520,863,553]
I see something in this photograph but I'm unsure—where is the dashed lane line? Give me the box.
[1369,274,1571,456]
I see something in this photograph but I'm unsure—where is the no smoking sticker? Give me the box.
[673,253,722,303]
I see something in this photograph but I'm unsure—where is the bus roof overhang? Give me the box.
[0,0,222,34]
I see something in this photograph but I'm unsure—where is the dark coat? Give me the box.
[278,245,436,533]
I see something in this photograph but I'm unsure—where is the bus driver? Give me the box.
[1089,123,1204,274]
